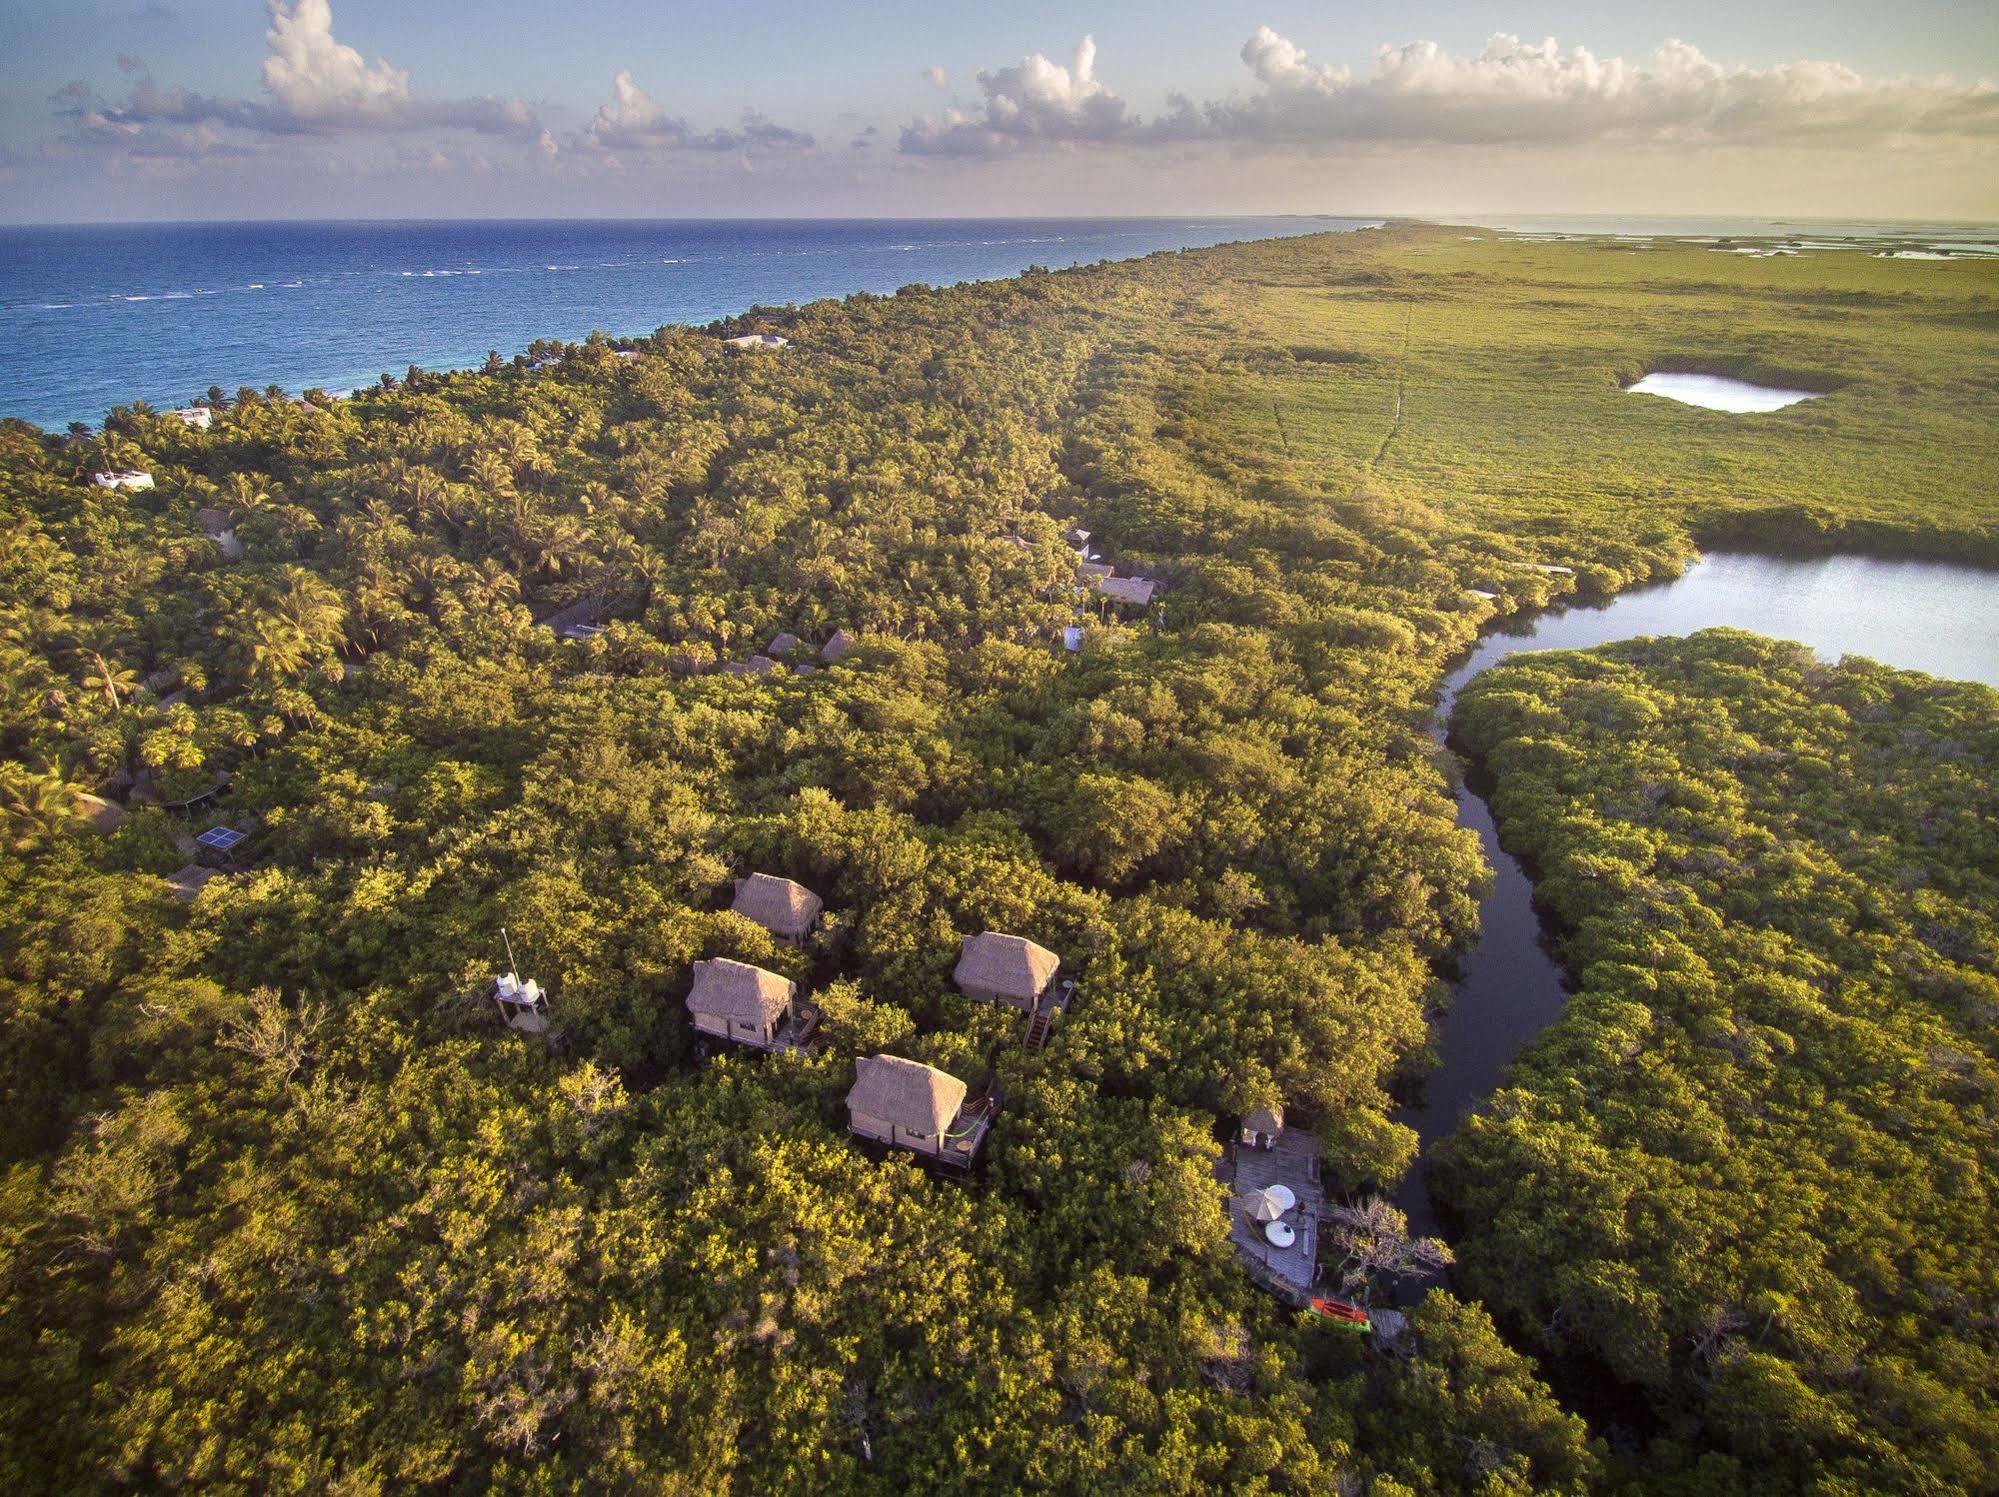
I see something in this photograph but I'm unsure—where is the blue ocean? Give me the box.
[0,217,1362,430]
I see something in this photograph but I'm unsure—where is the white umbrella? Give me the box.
[1265,1184,1297,1214]
[1243,1187,1286,1223]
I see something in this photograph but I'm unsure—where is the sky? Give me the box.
[1,0,1994,222]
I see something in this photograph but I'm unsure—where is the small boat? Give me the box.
[1308,1297,1372,1329]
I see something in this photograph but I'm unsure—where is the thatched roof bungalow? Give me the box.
[846,1055,989,1162]
[685,957,798,1048]
[731,873,824,944]
[954,931,1060,1010]
[820,629,856,663]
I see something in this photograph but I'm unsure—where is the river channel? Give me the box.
[1394,550,1999,1242]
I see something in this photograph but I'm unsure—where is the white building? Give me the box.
[91,471,155,492]
[723,333,790,351]
[170,407,213,431]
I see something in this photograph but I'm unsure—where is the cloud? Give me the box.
[583,70,811,153]
[57,0,542,149]
[923,65,947,90]
[902,29,1999,156]
[257,0,537,135]
[1180,29,1999,147]
[901,36,1128,155]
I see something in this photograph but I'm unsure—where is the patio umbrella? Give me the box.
[1243,1187,1286,1223]
[1265,1184,1297,1214]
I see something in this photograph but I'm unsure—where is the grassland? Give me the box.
[1161,225,1999,567]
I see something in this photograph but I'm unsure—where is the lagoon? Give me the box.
[1627,372,1824,412]
[1396,551,1999,1240]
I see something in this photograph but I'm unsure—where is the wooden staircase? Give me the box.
[1024,1007,1055,1051]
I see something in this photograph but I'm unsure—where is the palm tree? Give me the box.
[272,567,347,655]
[471,558,522,607]
[80,651,139,708]
[243,617,310,683]
[220,472,275,517]
[0,766,82,849]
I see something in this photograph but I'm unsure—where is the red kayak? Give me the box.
[1308,1298,1372,1328]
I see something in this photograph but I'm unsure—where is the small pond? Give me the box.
[1395,551,1999,1242]
[1627,372,1824,412]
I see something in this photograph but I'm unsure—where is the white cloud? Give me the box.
[582,70,811,154]
[58,0,541,147]
[923,65,947,90]
[903,28,1999,155]
[260,0,411,121]
[1185,29,1999,146]
[901,36,1128,155]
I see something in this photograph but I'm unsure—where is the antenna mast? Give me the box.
[501,925,518,974]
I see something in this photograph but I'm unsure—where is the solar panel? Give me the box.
[195,827,246,852]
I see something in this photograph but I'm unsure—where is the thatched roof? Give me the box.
[194,507,231,536]
[1243,1105,1284,1135]
[1064,526,1091,547]
[1077,560,1114,580]
[768,632,801,656]
[539,598,602,636]
[165,865,216,902]
[847,1055,966,1134]
[743,654,780,675]
[1095,576,1157,607]
[954,931,1060,1003]
[685,958,795,1025]
[732,873,824,940]
[820,629,856,663]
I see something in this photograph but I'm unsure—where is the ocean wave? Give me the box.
[545,264,580,271]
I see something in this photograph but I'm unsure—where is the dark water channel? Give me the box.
[1393,551,1999,1243]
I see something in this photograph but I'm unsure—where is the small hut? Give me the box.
[170,406,213,430]
[492,971,550,1034]
[1063,526,1092,552]
[165,865,217,902]
[767,631,802,656]
[846,1055,982,1160]
[1095,575,1157,608]
[723,333,789,351]
[539,598,604,641]
[954,931,1060,1010]
[820,629,856,663]
[685,957,798,1048]
[1077,560,1115,581]
[731,873,824,944]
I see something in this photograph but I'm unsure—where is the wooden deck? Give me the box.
[1222,1127,1324,1305]
[934,1096,998,1169]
